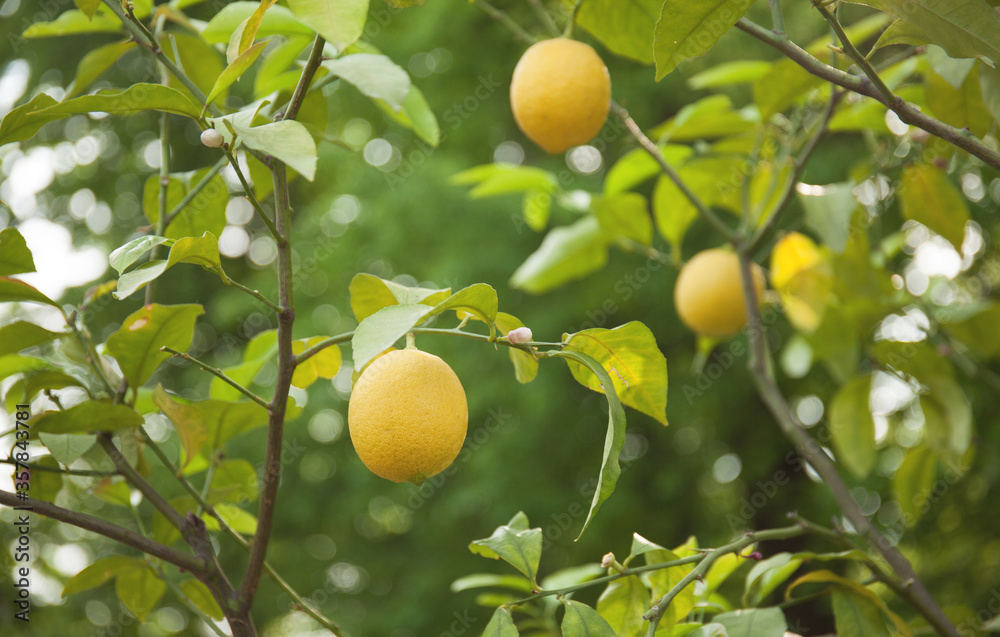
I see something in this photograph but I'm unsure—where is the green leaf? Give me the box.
[19,371,85,404]
[0,321,63,357]
[114,261,169,300]
[74,0,102,18]
[854,0,1000,64]
[787,570,909,636]
[829,374,876,480]
[109,236,171,275]
[893,445,937,527]
[105,303,205,388]
[714,608,788,637]
[38,432,95,466]
[924,65,993,137]
[377,84,440,146]
[540,563,607,590]
[94,480,133,507]
[23,8,121,38]
[351,304,430,371]
[30,455,64,502]
[703,552,742,596]
[199,399,271,448]
[685,625,727,637]
[0,228,36,276]
[645,548,695,630]
[687,60,772,89]
[596,575,648,636]
[921,375,973,461]
[468,511,543,585]
[35,84,202,119]
[201,2,312,44]
[948,303,1000,359]
[288,0,368,52]
[452,164,558,198]
[255,36,312,96]
[210,330,278,400]
[562,599,617,637]
[979,62,1000,123]
[754,58,823,120]
[604,145,691,196]
[233,119,317,181]
[425,283,499,329]
[871,19,931,52]
[161,33,225,105]
[0,277,61,308]
[178,579,224,621]
[144,168,229,239]
[34,402,143,435]
[153,386,208,470]
[551,350,627,538]
[214,502,258,534]
[449,573,534,593]
[63,556,144,597]
[653,95,757,142]
[575,0,660,64]
[482,607,519,636]
[0,355,52,382]
[0,93,61,145]
[323,53,410,111]
[562,322,668,425]
[494,312,539,384]
[115,564,166,621]
[927,45,977,88]
[899,163,969,250]
[166,233,226,275]
[207,41,268,108]
[593,193,653,245]
[744,553,803,606]
[291,337,341,388]
[227,0,278,63]
[654,0,757,80]
[510,217,609,294]
[831,587,892,637]
[348,273,450,322]
[798,181,858,254]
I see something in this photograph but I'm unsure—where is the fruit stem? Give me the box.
[406,332,417,349]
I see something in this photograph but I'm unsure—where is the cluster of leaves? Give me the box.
[457,512,910,637]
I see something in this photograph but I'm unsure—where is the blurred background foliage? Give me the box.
[1,0,999,636]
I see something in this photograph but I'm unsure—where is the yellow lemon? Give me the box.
[348,349,467,484]
[674,248,766,337]
[510,37,611,154]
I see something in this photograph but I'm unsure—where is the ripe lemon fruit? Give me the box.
[348,348,468,484]
[674,248,766,337]
[510,37,611,154]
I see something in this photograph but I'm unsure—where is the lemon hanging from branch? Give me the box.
[510,37,611,154]
[348,348,468,484]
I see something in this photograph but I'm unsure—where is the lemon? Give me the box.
[510,37,611,154]
[674,248,766,337]
[348,349,468,484]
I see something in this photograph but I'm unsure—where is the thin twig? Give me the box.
[97,433,187,532]
[611,101,737,241]
[160,347,269,409]
[282,35,326,122]
[0,457,116,477]
[812,1,895,105]
[225,149,281,241]
[527,0,560,37]
[643,525,806,634]
[0,489,203,572]
[147,112,171,305]
[221,276,282,313]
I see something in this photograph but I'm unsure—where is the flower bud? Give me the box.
[200,128,225,148]
[507,326,533,344]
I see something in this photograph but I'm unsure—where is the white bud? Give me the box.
[507,326,533,344]
[200,128,225,148]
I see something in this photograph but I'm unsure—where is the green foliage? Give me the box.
[654,0,757,80]
[469,511,543,586]
[105,304,204,387]
[33,402,143,435]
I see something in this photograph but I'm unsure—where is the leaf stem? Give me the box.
[527,0,560,37]
[769,0,786,37]
[643,525,806,635]
[221,276,282,313]
[610,101,737,242]
[160,347,270,409]
[293,331,354,365]
[811,1,895,106]
[0,489,204,572]
[147,112,171,305]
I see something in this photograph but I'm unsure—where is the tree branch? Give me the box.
[735,18,1000,170]
[733,247,959,637]
[0,490,203,572]
[97,433,187,532]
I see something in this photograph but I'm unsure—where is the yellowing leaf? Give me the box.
[291,337,341,388]
[770,232,832,333]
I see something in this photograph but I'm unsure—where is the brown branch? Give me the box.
[735,18,1000,170]
[0,490,203,572]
